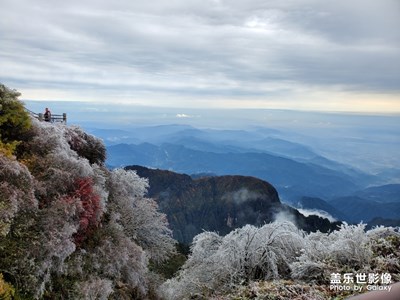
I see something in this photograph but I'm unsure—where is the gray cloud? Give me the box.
[0,0,399,107]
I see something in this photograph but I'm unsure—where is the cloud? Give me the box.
[222,188,262,205]
[297,208,337,223]
[176,114,192,118]
[1,0,399,111]
[273,210,297,226]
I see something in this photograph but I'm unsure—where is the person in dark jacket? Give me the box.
[44,108,51,122]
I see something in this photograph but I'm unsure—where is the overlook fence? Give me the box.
[25,108,67,124]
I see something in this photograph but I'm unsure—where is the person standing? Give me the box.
[44,108,51,122]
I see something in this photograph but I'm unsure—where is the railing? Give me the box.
[25,108,67,124]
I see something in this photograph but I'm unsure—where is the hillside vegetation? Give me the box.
[0,84,175,299]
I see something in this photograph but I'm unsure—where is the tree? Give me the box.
[0,84,31,157]
[0,154,36,236]
[161,221,305,299]
[61,177,102,246]
[108,169,176,263]
[65,126,106,165]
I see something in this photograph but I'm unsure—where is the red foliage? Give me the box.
[65,178,101,246]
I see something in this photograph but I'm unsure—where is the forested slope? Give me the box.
[0,84,175,299]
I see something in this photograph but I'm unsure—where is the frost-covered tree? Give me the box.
[162,222,400,300]
[77,277,114,300]
[27,197,80,297]
[108,168,176,263]
[290,223,378,282]
[81,221,150,298]
[161,222,305,299]
[65,125,106,165]
[0,154,36,236]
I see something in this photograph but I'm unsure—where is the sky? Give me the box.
[1,0,400,113]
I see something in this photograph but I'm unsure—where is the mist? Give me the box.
[24,100,400,174]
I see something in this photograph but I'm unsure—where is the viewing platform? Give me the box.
[25,108,67,124]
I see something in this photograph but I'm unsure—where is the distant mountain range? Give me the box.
[108,142,370,201]
[353,184,400,203]
[88,124,399,224]
[127,165,341,244]
[295,184,400,224]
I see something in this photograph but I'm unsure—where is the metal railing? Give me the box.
[25,108,67,124]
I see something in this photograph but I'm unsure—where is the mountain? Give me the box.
[294,194,400,224]
[333,184,400,223]
[376,168,400,185]
[103,124,396,223]
[168,132,317,159]
[366,217,400,229]
[92,124,384,201]
[328,196,400,223]
[91,124,198,146]
[353,184,400,203]
[92,124,375,175]
[95,124,317,159]
[85,128,140,145]
[126,165,341,244]
[109,143,362,201]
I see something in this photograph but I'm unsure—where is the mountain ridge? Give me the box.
[126,165,341,244]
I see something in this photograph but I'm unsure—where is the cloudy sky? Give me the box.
[1,0,400,113]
